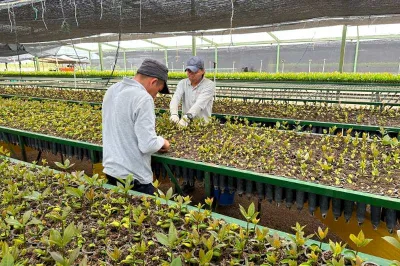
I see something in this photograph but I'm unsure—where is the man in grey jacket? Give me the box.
[102,59,170,195]
[169,56,216,127]
[169,56,215,193]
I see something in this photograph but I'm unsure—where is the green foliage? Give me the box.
[49,222,79,249]
[349,230,373,250]
[4,71,400,83]
[0,158,383,265]
[50,247,80,266]
[54,159,75,170]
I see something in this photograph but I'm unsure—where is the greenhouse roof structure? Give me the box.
[56,23,400,52]
[0,0,400,44]
[1,0,400,74]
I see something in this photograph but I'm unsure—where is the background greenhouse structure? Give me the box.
[3,24,400,73]
[1,0,400,265]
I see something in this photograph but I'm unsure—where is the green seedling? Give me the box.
[5,210,42,245]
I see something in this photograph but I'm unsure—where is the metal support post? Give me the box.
[123,50,127,72]
[214,47,218,80]
[164,50,168,67]
[34,57,39,71]
[55,57,59,71]
[98,43,104,71]
[276,44,280,73]
[339,25,348,73]
[323,59,326,72]
[309,59,312,73]
[162,163,183,195]
[88,52,92,69]
[398,57,400,75]
[192,35,197,56]
[353,26,359,73]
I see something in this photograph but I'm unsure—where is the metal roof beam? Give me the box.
[100,43,126,51]
[197,36,218,47]
[267,32,280,43]
[65,45,93,52]
[142,39,168,49]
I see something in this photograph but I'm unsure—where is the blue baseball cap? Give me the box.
[185,56,204,72]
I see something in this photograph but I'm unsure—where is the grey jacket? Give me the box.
[102,78,164,184]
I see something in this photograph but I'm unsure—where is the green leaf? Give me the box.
[50,251,66,264]
[68,247,80,264]
[168,223,178,246]
[382,135,393,146]
[66,187,83,198]
[49,229,63,247]
[43,187,52,197]
[0,253,14,266]
[199,249,205,263]
[54,161,66,169]
[171,257,182,266]
[22,210,32,225]
[155,232,170,247]
[23,191,41,201]
[26,217,42,226]
[383,236,400,249]
[63,223,77,246]
[79,255,88,266]
[166,187,174,201]
[205,250,213,263]
[62,206,72,219]
[349,233,360,246]
[64,159,71,168]
[343,250,356,259]
[239,204,247,220]
[248,202,255,217]
[5,218,22,228]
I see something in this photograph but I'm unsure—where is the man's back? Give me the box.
[102,77,164,184]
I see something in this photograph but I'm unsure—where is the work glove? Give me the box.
[178,115,189,127]
[169,114,180,123]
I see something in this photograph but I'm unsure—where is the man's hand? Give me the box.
[159,139,170,153]
[178,115,189,127]
[169,114,180,123]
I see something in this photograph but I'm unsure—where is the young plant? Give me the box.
[23,187,51,217]
[155,223,182,263]
[158,187,175,206]
[106,247,122,263]
[5,210,42,245]
[45,206,72,236]
[239,202,259,241]
[329,240,347,261]
[48,222,81,265]
[66,184,86,208]
[349,230,372,257]
[316,226,329,249]
[115,175,134,203]
[54,159,75,170]
[198,249,213,266]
